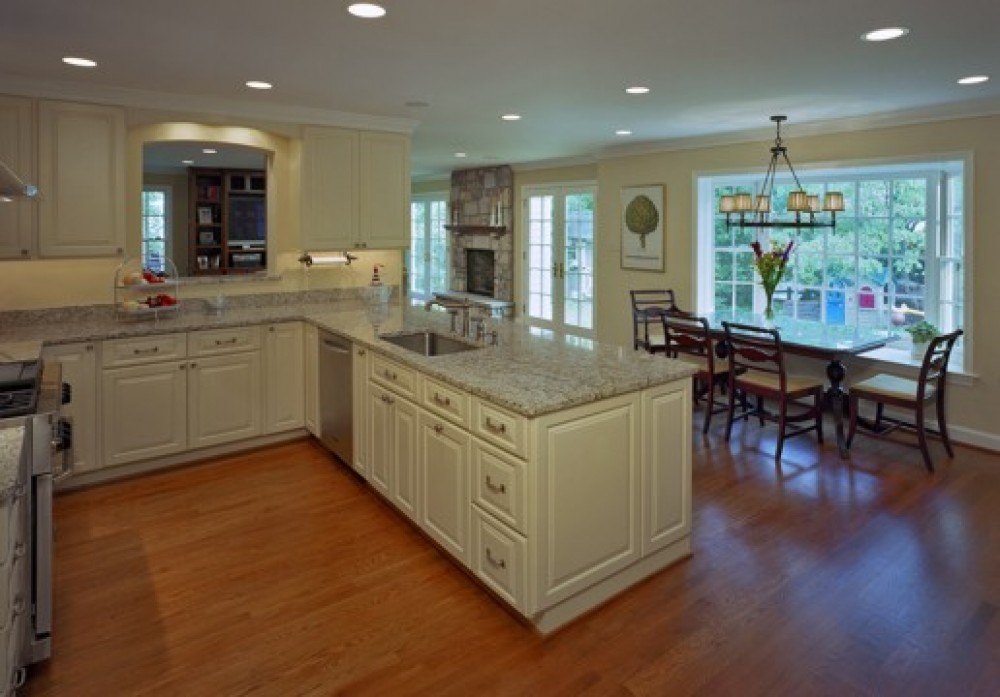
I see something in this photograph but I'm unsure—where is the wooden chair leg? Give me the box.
[847,394,859,447]
[937,391,956,458]
[874,403,884,431]
[915,402,934,473]
[757,395,765,426]
[775,397,787,463]
[702,378,714,435]
[724,382,737,442]
[814,390,824,444]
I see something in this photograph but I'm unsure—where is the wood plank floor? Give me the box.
[21,425,1000,696]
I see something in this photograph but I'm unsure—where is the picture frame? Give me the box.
[621,185,665,271]
[197,207,213,225]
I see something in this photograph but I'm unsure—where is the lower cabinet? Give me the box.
[263,322,304,434]
[351,344,369,477]
[303,323,319,436]
[41,341,99,473]
[364,350,693,632]
[188,352,262,449]
[417,412,471,566]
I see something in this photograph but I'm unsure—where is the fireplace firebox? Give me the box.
[466,249,495,296]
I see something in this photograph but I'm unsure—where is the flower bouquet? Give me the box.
[751,239,794,320]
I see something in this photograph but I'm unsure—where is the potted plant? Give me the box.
[905,320,939,359]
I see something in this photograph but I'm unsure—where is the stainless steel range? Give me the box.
[0,359,72,690]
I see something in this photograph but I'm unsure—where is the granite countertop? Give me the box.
[0,296,695,418]
[0,424,25,502]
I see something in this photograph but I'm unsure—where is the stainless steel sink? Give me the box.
[379,331,481,356]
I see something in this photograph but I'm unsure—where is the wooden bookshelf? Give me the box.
[189,168,267,275]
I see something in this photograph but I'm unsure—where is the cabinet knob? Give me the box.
[485,548,507,569]
[485,476,506,495]
[434,423,444,434]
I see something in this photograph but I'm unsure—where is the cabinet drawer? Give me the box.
[472,508,526,612]
[472,440,527,535]
[472,399,528,458]
[189,326,261,357]
[422,377,469,428]
[102,333,186,367]
[370,353,417,399]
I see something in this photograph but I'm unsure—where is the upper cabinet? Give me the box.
[301,127,410,251]
[37,100,125,258]
[0,95,35,259]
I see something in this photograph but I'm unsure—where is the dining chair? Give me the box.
[630,289,679,353]
[661,312,729,434]
[846,329,963,472]
[722,321,825,462]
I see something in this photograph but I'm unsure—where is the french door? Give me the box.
[522,185,596,335]
[409,196,449,301]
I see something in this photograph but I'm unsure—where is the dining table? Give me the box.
[701,310,900,457]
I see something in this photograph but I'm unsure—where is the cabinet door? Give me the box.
[263,322,304,434]
[534,393,641,610]
[641,380,692,555]
[418,413,471,565]
[351,345,369,477]
[37,100,125,257]
[368,382,394,499]
[301,127,357,250]
[102,361,187,467]
[391,396,419,523]
[359,131,410,249]
[304,324,319,436]
[0,95,35,259]
[188,352,262,449]
[41,342,100,473]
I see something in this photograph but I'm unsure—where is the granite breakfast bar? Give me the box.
[1,293,696,633]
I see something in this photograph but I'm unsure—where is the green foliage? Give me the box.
[905,320,939,343]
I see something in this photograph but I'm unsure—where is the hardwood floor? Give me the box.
[22,426,1000,696]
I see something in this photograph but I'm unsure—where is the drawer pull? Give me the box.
[13,668,26,689]
[485,417,507,435]
[434,423,444,434]
[485,548,507,569]
[433,393,451,407]
[357,349,366,356]
[132,346,160,355]
[485,476,506,495]
[381,394,395,405]
[383,369,397,380]
[215,337,239,346]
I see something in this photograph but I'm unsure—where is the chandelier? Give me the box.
[719,115,844,229]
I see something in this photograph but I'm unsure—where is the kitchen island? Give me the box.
[0,292,696,633]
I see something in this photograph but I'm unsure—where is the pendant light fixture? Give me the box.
[719,116,844,230]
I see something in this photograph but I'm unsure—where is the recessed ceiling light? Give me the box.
[862,27,909,42]
[405,100,430,108]
[957,75,990,85]
[625,86,650,95]
[500,113,522,121]
[615,129,633,136]
[62,56,97,68]
[348,3,386,18]
[202,148,218,155]
[454,152,467,158]
[181,159,195,165]
[245,80,272,90]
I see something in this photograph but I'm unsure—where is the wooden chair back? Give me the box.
[916,329,963,401]
[722,321,786,393]
[629,289,679,352]
[662,312,715,373]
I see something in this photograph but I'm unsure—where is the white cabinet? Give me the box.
[102,359,187,467]
[188,352,262,449]
[641,380,692,555]
[37,100,125,258]
[351,344,369,477]
[2,475,30,696]
[0,95,35,260]
[301,127,410,251]
[102,327,263,467]
[263,322,304,434]
[303,323,319,436]
[368,382,419,522]
[417,412,471,565]
[41,342,100,474]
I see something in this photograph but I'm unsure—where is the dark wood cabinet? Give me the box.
[189,168,267,275]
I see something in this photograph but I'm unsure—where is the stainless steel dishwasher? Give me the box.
[318,330,353,465]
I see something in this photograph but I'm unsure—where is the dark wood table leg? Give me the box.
[826,358,849,458]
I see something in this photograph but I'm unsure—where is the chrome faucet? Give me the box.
[425,298,471,337]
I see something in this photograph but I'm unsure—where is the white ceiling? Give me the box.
[1,0,998,180]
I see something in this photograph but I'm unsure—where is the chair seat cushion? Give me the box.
[736,371,824,395]
[675,354,728,375]
[851,374,935,402]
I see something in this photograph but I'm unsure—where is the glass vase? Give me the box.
[763,287,775,322]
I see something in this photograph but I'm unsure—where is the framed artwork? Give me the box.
[621,185,665,271]
[198,207,213,225]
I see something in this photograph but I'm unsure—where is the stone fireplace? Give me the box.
[446,165,514,308]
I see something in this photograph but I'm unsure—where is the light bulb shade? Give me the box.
[807,195,821,212]
[734,193,754,212]
[823,191,845,212]
[787,191,810,212]
[719,195,735,213]
[754,195,771,213]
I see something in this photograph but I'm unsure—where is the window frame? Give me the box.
[141,185,171,273]
[409,193,449,302]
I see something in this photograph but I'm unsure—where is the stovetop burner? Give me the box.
[0,359,40,417]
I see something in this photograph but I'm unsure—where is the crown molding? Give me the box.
[0,74,419,134]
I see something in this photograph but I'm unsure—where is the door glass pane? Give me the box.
[563,192,594,330]
[526,195,554,322]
